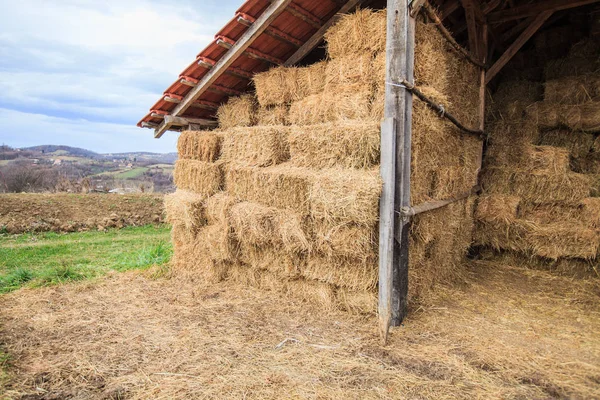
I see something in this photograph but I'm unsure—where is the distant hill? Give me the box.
[103,152,178,164]
[23,145,100,158]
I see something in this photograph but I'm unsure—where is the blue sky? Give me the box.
[0,0,241,153]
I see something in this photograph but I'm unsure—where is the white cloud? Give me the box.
[0,0,239,152]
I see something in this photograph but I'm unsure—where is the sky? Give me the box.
[0,0,241,154]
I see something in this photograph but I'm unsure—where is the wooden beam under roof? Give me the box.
[461,0,482,59]
[486,10,553,83]
[284,0,364,66]
[488,0,600,24]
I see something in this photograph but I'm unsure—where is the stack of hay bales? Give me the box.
[166,8,482,312]
[478,32,600,275]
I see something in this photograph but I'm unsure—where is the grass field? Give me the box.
[0,225,172,293]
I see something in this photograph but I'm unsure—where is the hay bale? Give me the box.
[481,167,591,204]
[196,223,238,263]
[527,101,600,132]
[225,164,313,215]
[253,67,300,106]
[238,243,305,278]
[303,255,378,291]
[216,94,257,129]
[310,168,382,226]
[475,195,521,225]
[525,146,571,173]
[313,219,377,261]
[324,8,386,59]
[177,130,222,162]
[256,105,289,126]
[171,222,196,250]
[528,223,599,260]
[205,192,238,225]
[297,61,327,98]
[173,160,223,195]
[324,53,374,88]
[580,198,600,228]
[484,120,540,169]
[164,190,207,232]
[229,201,310,253]
[288,122,380,169]
[221,126,290,167]
[414,22,449,91]
[489,80,542,120]
[538,129,595,159]
[544,74,600,104]
[288,86,373,126]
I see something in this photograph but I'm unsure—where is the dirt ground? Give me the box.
[0,261,599,400]
[0,194,165,233]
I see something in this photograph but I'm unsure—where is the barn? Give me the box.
[138,0,600,339]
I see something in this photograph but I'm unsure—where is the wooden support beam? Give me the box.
[284,0,364,66]
[488,0,600,23]
[216,35,284,65]
[154,0,294,138]
[195,58,254,80]
[486,11,553,83]
[141,122,158,129]
[379,0,414,342]
[236,12,303,47]
[165,115,218,127]
[287,2,322,28]
[409,0,427,17]
[461,0,482,59]
[208,84,244,97]
[440,0,460,20]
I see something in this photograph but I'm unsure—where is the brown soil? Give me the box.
[0,194,165,233]
[1,261,598,399]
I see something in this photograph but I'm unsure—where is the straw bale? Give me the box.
[409,197,475,300]
[324,53,374,88]
[481,167,591,204]
[489,80,542,120]
[336,289,377,315]
[253,66,300,106]
[229,201,310,253]
[445,46,480,129]
[373,52,386,92]
[204,192,238,225]
[221,126,290,167]
[197,223,238,263]
[525,146,570,173]
[580,198,600,228]
[216,94,257,129]
[475,195,521,225]
[537,129,595,159]
[303,255,378,291]
[484,120,540,168]
[414,21,449,92]
[313,219,377,260]
[171,222,196,250]
[177,130,222,162]
[288,85,373,126]
[310,168,382,226]
[593,136,600,152]
[256,104,289,126]
[173,160,223,195]
[369,87,385,121]
[164,190,207,232]
[545,56,600,81]
[527,101,600,132]
[288,121,380,170]
[225,163,313,215]
[544,74,600,104]
[473,218,533,254]
[324,8,386,59]
[528,223,599,260]
[297,61,327,98]
[238,243,305,278]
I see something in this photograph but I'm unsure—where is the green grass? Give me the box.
[114,167,148,179]
[0,225,172,293]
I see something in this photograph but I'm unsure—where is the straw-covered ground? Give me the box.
[1,261,598,399]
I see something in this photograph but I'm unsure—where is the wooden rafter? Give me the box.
[460,0,482,59]
[488,0,600,23]
[485,10,553,83]
[153,0,293,138]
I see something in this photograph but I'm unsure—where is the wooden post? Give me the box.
[379,0,413,342]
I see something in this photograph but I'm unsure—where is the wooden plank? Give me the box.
[379,0,411,342]
[476,24,488,183]
[165,115,218,127]
[287,2,322,29]
[284,0,363,66]
[154,0,294,138]
[488,0,600,23]
[461,0,481,59]
[378,117,397,343]
[409,0,427,17]
[486,11,553,83]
